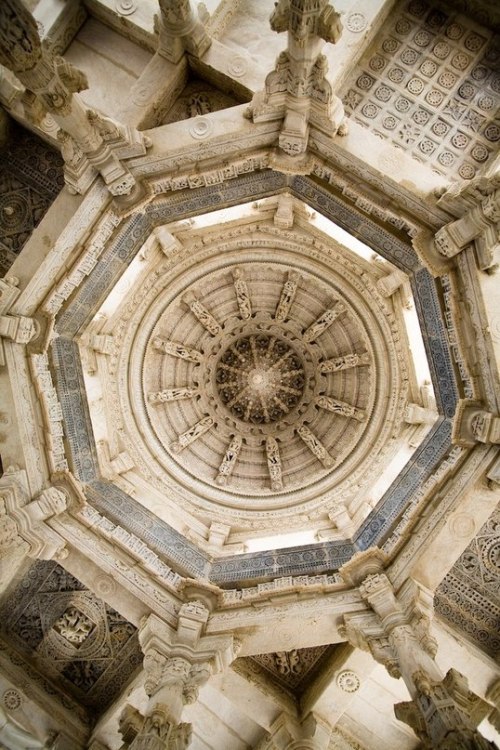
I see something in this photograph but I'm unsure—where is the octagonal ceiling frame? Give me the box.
[37,160,467,587]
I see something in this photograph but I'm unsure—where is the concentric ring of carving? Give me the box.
[102,220,411,523]
[142,261,378,497]
[215,334,305,424]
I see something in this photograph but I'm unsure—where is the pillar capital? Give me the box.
[340,555,494,748]
[129,604,235,750]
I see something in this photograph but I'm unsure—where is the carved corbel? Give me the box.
[340,610,401,679]
[443,669,491,728]
[372,258,412,307]
[486,679,500,733]
[416,175,500,275]
[97,441,134,489]
[327,502,354,537]
[0,276,21,315]
[452,399,500,447]
[340,547,388,587]
[156,0,211,64]
[0,314,40,345]
[435,185,500,272]
[153,227,183,257]
[486,453,500,486]
[394,700,431,746]
[118,704,145,748]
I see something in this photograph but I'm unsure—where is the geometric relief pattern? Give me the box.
[0,125,64,275]
[435,506,500,659]
[246,644,333,694]
[342,0,500,180]
[0,561,142,714]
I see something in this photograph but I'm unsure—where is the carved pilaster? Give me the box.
[248,0,345,157]
[157,0,211,63]
[0,0,149,197]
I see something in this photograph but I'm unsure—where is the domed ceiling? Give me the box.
[75,198,422,546]
[84,205,415,536]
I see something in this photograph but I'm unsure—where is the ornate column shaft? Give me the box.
[248,0,345,156]
[0,0,149,196]
[157,0,211,63]
[341,551,496,749]
[125,597,234,750]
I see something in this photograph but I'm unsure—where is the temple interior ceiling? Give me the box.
[0,0,499,748]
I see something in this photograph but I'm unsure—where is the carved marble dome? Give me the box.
[89,208,413,533]
[1,0,500,747]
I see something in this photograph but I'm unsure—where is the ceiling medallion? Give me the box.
[215,333,305,425]
[143,261,376,497]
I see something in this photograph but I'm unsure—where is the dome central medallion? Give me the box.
[215,334,305,425]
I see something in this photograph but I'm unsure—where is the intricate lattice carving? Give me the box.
[435,506,500,658]
[342,0,500,179]
[215,334,305,424]
[0,561,142,713]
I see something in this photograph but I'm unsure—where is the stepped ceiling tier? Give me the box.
[0,0,499,749]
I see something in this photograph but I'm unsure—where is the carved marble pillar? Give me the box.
[248,0,345,157]
[0,0,149,197]
[341,550,496,749]
[157,0,211,63]
[125,598,234,750]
